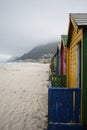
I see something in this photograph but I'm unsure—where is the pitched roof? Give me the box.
[61,35,67,46]
[71,13,87,27]
[67,13,87,46]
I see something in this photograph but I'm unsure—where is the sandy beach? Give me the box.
[0,62,49,130]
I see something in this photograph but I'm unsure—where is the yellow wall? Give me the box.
[67,20,82,88]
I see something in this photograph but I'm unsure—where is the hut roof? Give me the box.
[61,35,67,46]
[67,13,87,46]
[71,13,87,28]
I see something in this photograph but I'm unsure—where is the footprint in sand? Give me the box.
[23,90,26,92]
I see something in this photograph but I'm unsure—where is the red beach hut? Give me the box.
[60,35,67,75]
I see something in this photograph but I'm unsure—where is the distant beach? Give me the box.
[0,62,49,130]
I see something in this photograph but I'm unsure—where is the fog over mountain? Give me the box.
[0,0,87,59]
[10,42,59,62]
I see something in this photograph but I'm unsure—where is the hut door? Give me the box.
[76,43,81,88]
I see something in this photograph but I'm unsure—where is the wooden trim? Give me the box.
[67,15,71,45]
[70,29,82,48]
[71,17,78,32]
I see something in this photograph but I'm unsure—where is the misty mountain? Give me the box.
[13,42,59,61]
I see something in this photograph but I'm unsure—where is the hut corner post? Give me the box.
[82,28,87,129]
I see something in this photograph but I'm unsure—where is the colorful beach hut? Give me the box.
[66,13,87,127]
[60,35,67,75]
[56,45,60,74]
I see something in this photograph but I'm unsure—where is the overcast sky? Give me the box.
[0,0,87,59]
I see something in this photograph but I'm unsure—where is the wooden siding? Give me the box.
[67,13,87,126]
[66,48,70,87]
[60,48,64,75]
[61,35,67,75]
[67,20,82,88]
[64,47,66,75]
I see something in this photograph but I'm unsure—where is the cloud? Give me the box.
[0,0,87,57]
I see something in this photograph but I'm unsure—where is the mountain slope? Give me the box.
[16,42,59,61]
